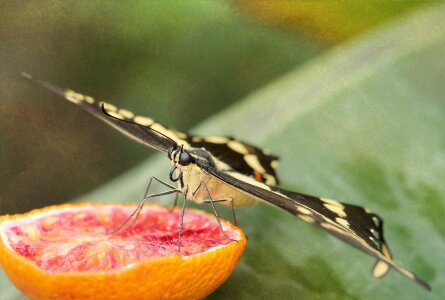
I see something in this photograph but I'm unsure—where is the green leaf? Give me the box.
[2,3,445,299]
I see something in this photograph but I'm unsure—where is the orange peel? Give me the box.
[0,203,246,300]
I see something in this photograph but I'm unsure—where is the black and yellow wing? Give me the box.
[206,168,431,290]
[185,136,279,185]
[22,73,176,153]
[22,73,278,185]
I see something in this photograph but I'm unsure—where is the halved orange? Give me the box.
[0,203,246,300]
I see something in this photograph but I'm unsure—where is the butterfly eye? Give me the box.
[178,151,193,166]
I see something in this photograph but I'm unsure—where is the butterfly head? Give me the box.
[168,145,195,182]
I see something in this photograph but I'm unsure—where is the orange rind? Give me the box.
[0,203,246,300]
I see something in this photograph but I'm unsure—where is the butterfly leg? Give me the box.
[109,201,144,235]
[192,181,238,242]
[142,176,179,211]
[177,193,188,252]
[109,176,180,234]
[169,193,180,212]
[142,176,177,200]
[203,198,237,226]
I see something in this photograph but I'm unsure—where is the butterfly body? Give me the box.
[22,73,431,291]
[169,146,261,206]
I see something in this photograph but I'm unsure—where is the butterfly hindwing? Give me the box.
[206,168,431,290]
[186,136,279,185]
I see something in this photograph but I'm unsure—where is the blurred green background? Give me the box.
[1,0,325,214]
[2,0,437,215]
[1,1,444,299]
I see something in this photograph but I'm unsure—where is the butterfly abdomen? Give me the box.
[180,164,259,207]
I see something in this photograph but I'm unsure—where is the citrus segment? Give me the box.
[0,203,246,300]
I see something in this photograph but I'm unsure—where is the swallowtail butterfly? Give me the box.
[22,73,430,290]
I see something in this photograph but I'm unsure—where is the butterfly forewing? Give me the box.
[22,73,177,153]
[23,73,278,185]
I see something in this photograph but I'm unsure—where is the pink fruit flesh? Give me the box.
[1,205,239,273]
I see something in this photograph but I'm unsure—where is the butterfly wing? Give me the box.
[22,73,177,153]
[186,136,279,185]
[206,168,431,290]
[23,73,279,184]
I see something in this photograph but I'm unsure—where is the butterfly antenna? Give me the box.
[100,103,178,145]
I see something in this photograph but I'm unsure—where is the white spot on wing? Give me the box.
[381,243,391,258]
[321,198,347,217]
[227,140,249,155]
[204,136,229,144]
[150,123,170,136]
[298,214,315,224]
[335,217,350,228]
[85,96,95,104]
[263,174,277,185]
[212,157,232,171]
[271,160,278,169]
[321,197,345,207]
[324,203,347,217]
[65,90,84,104]
[369,236,379,246]
[103,102,118,112]
[118,109,134,119]
[372,260,390,278]
[244,154,266,173]
[151,123,189,147]
[272,191,290,199]
[106,111,125,120]
[133,116,154,126]
[297,206,312,215]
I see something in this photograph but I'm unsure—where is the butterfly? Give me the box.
[21,72,430,291]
